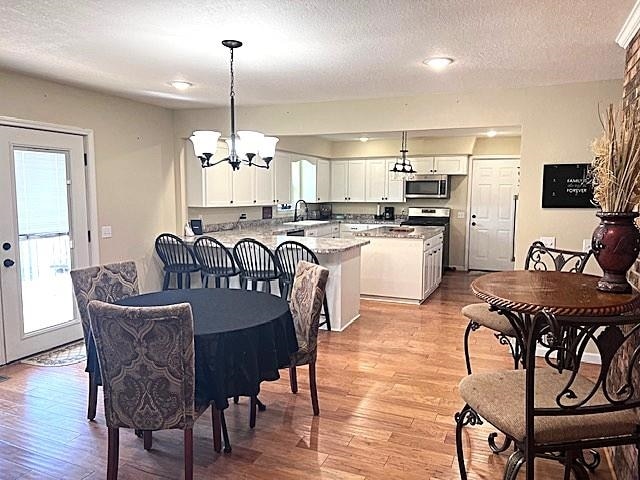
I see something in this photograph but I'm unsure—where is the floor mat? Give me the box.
[21,341,86,367]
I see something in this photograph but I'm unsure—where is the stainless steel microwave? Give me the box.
[405,175,449,199]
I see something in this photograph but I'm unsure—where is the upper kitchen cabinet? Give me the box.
[273,152,291,205]
[316,159,331,202]
[331,159,366,202]
[186,140,234,207]
[365,159,404,202]
[412,156,468,175]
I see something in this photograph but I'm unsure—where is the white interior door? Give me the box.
[0,126,88,363]
[468,158,520,271]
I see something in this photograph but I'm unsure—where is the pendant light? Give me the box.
[189,40,278,170]
[390,131,416,180]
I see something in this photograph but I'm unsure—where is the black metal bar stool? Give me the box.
[154,233,200,290]
[275,240,331,331]
[232,238,280,293]
[193,236,240,288]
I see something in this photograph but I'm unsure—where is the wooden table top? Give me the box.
[471,270,640,316]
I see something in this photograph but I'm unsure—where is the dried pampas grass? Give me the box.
[591,103,640,212]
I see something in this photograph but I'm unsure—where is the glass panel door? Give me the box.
[0,126,89,363]
[14,149,75,333]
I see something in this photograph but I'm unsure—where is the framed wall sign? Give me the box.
[542,163,595,208]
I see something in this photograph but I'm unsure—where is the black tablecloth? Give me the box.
[89,288,298,409]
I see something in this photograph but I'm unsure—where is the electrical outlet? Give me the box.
[457,211,465,219]
[239,213,247,220]
[582,239,591,252]
[101,226,112,238]
[539,236,556,248]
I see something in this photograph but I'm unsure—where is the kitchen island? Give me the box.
[183,230,369,332]
[355,226,444,304]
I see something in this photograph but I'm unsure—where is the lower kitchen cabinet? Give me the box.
[360,232,443,303]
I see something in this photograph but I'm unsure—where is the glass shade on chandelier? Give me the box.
[390,131,416,180]
[188,40,278,170]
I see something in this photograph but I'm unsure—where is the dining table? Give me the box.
[100,288,298,451]
[470,269,640,469]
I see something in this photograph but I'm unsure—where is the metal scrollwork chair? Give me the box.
[455,310,640,480]
[275,240,332,331]
[70,261,139,422]
[462,241,592,375]
[193,236,240,288]
[155,233,200,290]
[88,300,214,480]
[233,238,280,293]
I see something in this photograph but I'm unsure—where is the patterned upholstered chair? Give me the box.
[70,261,139,421]
[88,300,212,480]
[462,241,592,374]
[455,310,640,480]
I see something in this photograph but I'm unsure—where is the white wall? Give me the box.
[0,70,177,291]
[174,80,621,269]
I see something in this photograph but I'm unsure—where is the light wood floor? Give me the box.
[0,272,616,479]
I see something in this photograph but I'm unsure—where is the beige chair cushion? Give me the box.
[461,303,516,337]
[459,369,639,444]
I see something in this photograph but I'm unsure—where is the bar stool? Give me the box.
[154,233,200,290]
[232,238,280,293]
[275,240,332,331]
[193,236,240,288]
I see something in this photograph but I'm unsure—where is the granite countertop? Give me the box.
[353,225,444,240]
[183,231,370,255]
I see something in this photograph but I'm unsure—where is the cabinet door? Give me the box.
[316,159,331,202]
[254,164,274,205]
[365,159,387,202]
[331,161,349,202]
[347,160,366,202]
[300,159,317,203]
[274,153,291,205]
[434,156,468,175]
[412,157,435,174]
[423,249,431,299]
[232,166,254,206]
[385,158,405,202]
[205,162,234,207]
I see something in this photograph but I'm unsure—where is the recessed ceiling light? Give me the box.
[170,80,193,91]
[486,130,498,138]
[424,57,454,70]
[359,136,369,142]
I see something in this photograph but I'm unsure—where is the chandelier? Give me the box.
[189,40,278,171]
[389,131,416,180]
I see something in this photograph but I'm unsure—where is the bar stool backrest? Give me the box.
[524,241,592,273]
[233,238,279,280]
[193,236,238,275]
[155,233,197,271]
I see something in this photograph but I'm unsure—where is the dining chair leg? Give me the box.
[289,365,298,393]
[87,372,98,421]
[162,272,170,291]
[184,428,193,480]
[322,297,331,331]
[220,410,232,453]
[107,427,119,480]
[212,407,222,453]
[309,361,319,416]
[249,396,257,429]
[143,430,152,451]
[564,450,576,480]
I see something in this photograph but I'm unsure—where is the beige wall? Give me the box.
[473,136,521,156]
[0,70,177,291]
[174,80,621,270]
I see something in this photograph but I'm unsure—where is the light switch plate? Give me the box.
[582,239,591,252]
[539,236,556,248]
[457,211,465,219]
[101,226,112,238]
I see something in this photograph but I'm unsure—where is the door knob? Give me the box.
[3,259,15,268]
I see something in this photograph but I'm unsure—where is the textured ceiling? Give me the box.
[0,0,633,108]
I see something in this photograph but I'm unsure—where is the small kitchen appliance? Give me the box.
[383,206,395,220]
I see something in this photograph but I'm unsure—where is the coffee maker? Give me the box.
[383,206,395,220]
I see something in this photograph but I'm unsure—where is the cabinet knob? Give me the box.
[472,222,476,226]
[230,200,233,204]
[471,214,476,219]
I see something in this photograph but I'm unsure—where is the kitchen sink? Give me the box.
[282,220,330,227]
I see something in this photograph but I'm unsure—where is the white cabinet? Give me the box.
[274,153,291,205]
[412,156,468,175]
[422,233,444,298]
[316,159,331,202]
[366,159,405,202]
[231,166,254,206]
[331,160,366,202]
[304,223,335,238]
[254,166,274,205]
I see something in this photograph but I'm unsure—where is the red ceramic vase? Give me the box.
[591,211,640,293]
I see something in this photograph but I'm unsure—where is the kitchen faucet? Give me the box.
[293,199,308,222]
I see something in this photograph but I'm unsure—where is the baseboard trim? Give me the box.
[536,345,601,365]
